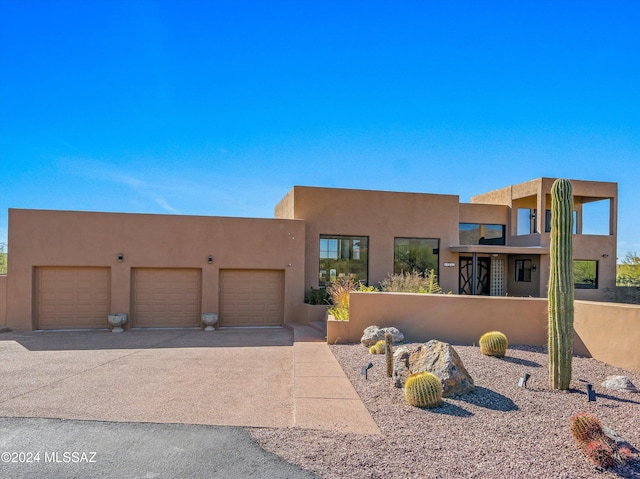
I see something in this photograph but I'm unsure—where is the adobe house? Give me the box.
[1,177,617,331]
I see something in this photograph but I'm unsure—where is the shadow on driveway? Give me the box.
[0,328,293,351]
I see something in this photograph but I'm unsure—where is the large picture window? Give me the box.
[394,238,439,277]
[319,235,368,286]
[574,260,598,289]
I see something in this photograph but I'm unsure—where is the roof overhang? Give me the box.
[448,245,550,255]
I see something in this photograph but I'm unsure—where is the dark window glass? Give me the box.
[319,235,368,286]
[515,259,532,282]
[459,224,505,245]
[394,238,439,277]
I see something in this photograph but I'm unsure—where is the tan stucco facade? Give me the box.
[1,177,620,331]
[5,209,305,331]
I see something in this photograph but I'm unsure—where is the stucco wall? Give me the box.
[0,275,7,328]
[7,209,306,331]
[284,186,462,295]
[328,292,548,346]
[574,300,640,371]
[327,293,640,372]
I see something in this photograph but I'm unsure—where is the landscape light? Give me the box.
[586,384,596,401]
[361,362,374,380]
[518,373,531,388]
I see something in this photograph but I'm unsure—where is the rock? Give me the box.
[360,326,404,347]
[392,346,411,388]
[393,340,474,397]
[601,375,638,393]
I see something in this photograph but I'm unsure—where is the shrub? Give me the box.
[479,331,508,358]
[305,287,329,305]
[379,270,443,294]
[326,278,377,321]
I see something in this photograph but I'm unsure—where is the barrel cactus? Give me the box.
[404,372,443,408]
[548,178,575,390]
[570,412,604,444]
[479,331,508,357]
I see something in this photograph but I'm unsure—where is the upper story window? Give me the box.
[459,224,505,245]
[319,235,368,286]
[544,209,578,234]
[394,238,439,277]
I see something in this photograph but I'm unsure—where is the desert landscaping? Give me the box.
[251,341,640,479]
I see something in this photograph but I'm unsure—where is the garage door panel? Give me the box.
[36,267,111,329]
[220,270,283,327]
[132,268,201,328]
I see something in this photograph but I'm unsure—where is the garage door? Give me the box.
[132,268,201,327]
[219,270,284,326]
[36,267,111,329]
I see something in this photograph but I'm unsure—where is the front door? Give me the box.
[459,256,490,295]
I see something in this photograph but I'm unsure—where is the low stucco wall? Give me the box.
[328,293,640,372]
[328,292,548,346]
[0,275,7,328]
[574,300,640,372]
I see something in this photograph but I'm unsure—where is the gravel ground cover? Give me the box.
[250,343,640,479]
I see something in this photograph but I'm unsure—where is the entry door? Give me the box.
[459,257,490,295]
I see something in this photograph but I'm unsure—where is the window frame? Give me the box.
[515,259,532,282]
[574,260,598,289]
[393,237,440,278]
[319,235,369,286]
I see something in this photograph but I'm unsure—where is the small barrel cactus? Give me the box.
[404,372,443,408]
[372,340,386,354]
[570,412,604,444]
[584,440,615,468]
[479,331,508,357]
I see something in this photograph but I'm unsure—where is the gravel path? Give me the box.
[250,343,640,479]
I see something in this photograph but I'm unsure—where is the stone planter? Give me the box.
[201,313,219,331]
[107,313,128,333]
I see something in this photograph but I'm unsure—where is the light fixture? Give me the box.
[602,254,609,258]
[207,255,213,264]
[586,383,596,401]
[361,362,374,380]
[532,265,537,272]
[117,253,124,263]
[518,373,531,388]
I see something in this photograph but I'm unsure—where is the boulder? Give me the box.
[360,326,404,347]
[393,340,474,397]
[601,375,638,393]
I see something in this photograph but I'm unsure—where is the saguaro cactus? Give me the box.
[548,178,575,390]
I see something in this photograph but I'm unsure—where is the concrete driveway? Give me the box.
[0,328,295,428]
[0,326,379,434]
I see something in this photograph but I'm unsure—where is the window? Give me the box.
[515,259,532,282]
[545,209,578,234]
[459,224,505,245]
[517,208,535,235]
[574,260,598,289]
[394,238,439,277]
[319,235,368,286]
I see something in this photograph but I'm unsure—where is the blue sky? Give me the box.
[1,0,639,258]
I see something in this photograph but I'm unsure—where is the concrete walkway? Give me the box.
[0,326,379,435]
